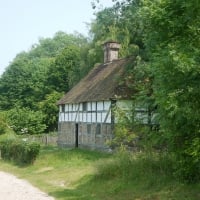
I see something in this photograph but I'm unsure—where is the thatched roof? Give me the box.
[57,58,133,105]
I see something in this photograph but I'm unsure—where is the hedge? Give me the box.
[0,138,40,165]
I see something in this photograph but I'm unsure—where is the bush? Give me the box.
[0,138,40,165]
[5,107,46,135]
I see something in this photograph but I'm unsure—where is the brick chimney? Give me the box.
[103,41,120,63]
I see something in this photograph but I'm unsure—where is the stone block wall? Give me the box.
[58,122,113,150]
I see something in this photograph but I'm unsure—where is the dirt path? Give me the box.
[0,171,55,200]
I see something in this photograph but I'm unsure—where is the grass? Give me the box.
[0,146,199,200]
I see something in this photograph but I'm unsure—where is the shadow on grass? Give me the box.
[49,178,172,200]
[48,169,169,200]
[49,175,200,200]
[49,175,126,200]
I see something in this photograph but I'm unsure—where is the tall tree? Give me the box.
[140,0,200,181]
[90,0,143,60]
[46,45,82,93]
[0,31,90,131]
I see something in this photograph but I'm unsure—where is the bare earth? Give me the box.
[0,171,55,200]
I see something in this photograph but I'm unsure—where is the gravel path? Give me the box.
[0,171,55,200]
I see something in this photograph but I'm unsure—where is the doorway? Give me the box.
[75,123,79,148]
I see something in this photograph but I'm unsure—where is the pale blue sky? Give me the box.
[0,0,114,75]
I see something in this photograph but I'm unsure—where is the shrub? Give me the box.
[5,107,46,135]
[0,138,40,165]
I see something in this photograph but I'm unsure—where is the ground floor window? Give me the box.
[96,123,101,135]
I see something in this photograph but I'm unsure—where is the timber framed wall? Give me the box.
[57,100,113,149]
[58,101,112,124]
[57,99,156,149]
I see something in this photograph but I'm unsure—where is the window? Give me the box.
[83,102,87,111]
[96,123,101,135]
[61,105,65,112]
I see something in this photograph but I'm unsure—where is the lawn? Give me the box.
[0,146,199,200]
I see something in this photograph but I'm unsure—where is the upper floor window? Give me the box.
[83,102,87,111]
[61,105,65,112]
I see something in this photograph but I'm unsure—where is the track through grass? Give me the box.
[0,146,199,200]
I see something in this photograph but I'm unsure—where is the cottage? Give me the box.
[57,42,145,150]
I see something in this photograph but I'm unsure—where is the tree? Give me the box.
[0,52,51,110]
[90,0,144,59]
[140,0,200,181]
[0,31,90,132]
[39,91,63,132]
[46,45,82,93]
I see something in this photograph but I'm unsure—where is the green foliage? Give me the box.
[46,45,82,92]
[0,114,7,135]
[0,52,51,110]
[96,149,174,188]
[139,0,200,182]
[0,32,90,111]
[0,138,40,165]
[0,31,91,131]
[0,0,199,183]
[110,57,156,150]
[90,0,144,60]
[0,147,199,200]
[94,0,200,182]
[6,107,46,135]
[110,106,137,148]
[39,91,63,132]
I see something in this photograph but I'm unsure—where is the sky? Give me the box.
[0,0,114,75]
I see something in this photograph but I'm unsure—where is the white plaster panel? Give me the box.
[105,111,111,123]
[116,100,133,111]
[68,104,72,111]
[91,113,96,122]
[92,102,96,111]
[97,113,102,123]
[87,113,92,123]
[71,113,75,121]
[79,103,83,111]
[60,113,65,122]
[58,114,62,122]
[75,104,79,111]
[68,113,72,121]
[83,113,87,122]
[102,112,107,122]
[104,101,111,110]
[77,112,80,122]
[76,113,79,122]
[80,112,83,122]
[65,113,68,122]
[97,101,104,111]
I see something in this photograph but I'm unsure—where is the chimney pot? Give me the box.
[103,41,120,63]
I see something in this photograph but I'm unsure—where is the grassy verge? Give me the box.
[0,146,199,200]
